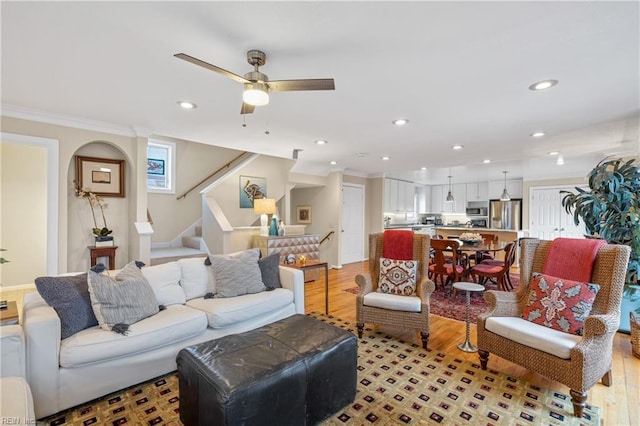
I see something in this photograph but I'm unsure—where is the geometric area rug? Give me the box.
[41,312,600,426]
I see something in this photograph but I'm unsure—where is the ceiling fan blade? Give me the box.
[268,79,335,92]
[174,53,250,84]
[240,102,255,115]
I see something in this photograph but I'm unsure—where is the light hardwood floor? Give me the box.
[2,262,637,425]
[306,261,639,426]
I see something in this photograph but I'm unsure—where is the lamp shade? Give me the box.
[500,171,511,201]
[253,198,276,215]
[243,83,269,106]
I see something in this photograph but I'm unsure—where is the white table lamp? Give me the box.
[254,198,276,237]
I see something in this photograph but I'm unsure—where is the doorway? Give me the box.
[1,133,58,285]
[341,184,364,265]
[529,186,587,239]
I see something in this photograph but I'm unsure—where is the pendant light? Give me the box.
[500,171,511,201]
[446,175,455,202]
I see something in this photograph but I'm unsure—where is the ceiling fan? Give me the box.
[174,50,335,114]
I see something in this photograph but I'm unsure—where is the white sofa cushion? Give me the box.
[59,305,207,368]
[362,292,421,312]
[485,317,582,359]
[178,257,212,300]
[186,288,293,329]
[142,262,187,306]
[0,377,35,421]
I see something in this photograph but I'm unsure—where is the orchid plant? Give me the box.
[76,187,112,237]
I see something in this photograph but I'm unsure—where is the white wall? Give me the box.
[0,141,47,285]
[148,138,243,242]
[1,116,142,274]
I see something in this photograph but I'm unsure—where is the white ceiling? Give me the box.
[2,1,639,185]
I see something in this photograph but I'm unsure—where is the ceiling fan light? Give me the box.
[243,83,269,106]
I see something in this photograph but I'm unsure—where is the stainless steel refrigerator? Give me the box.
[489,199,522,230]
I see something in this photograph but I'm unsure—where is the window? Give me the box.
[147,140,176,194]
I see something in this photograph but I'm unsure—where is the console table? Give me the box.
[253,234,320,282]
[88,246,118,270]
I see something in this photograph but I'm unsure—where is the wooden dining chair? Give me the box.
[469,241,516,291]
[479,240,518,289]
[475,233,498,264]
[428,239,465,289]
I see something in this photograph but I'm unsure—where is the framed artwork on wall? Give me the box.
[147,158,165,175]
[297,205,312,224]
[75,155,125,197]
[240,175,267,208]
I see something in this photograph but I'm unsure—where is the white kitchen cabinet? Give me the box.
[430,184,444,213]
[452,183,466,213]
[466,182,489,201]
[488,179,523,200]
[416,185,431,213]
[384,178,416,214]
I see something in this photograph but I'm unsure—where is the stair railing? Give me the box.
[320,230,335,245]
[176,152,249,200]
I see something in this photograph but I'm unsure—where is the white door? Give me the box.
[529,186,586,240]
[341,184,364,265]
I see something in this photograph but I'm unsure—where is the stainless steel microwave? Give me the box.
[466,207,487,216]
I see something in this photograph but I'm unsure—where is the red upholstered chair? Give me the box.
[356,231,434,348]
[469,242,516,291]
[477,238,630,418]
[428,239,465,289]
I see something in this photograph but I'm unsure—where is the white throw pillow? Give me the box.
[178,257,214,300]
[141,262,186,306]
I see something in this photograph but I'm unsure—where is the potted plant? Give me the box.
[76,187,113,242]
[561,157,640,332]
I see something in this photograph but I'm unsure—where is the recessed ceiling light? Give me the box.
[355,153,368,158]
[330,161,337,165]
[556,155,565,165]
[381,156,390,161]
[483,159,491,164]
[315,140,328,145]
[528,79,558,91]
[530,132,545,138]
[452,145,464,150]
[177,100,197,109]
[420,167,427,170]
[548,151,560,155]
[392,119,409,126]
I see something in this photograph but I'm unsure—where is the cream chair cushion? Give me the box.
[486,317,581,359]
[363,292,421,312]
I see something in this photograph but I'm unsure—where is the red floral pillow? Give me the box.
[522,272,600,335]
[378,258,417,296]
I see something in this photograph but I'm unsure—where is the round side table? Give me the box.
[452,282,485,352]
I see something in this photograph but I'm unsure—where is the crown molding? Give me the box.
[1,103,138,137]
[342,168,369,179]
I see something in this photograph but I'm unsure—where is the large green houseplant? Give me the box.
[561,157,640,332]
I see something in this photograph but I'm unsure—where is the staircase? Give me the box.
[150,225,207,265]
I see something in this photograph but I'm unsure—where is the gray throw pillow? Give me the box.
[87,262,159,334]
[209,249,266,298]
[35,273,98,340]
[259,252,281,289]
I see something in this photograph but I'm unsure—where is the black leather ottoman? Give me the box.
[177,314,358,426]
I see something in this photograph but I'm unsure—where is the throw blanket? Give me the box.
[543,238,607,282]
[383,230,414,260]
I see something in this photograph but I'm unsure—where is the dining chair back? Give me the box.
[475,233,499,264]
[428,239,465,288]
[469,241,516,291]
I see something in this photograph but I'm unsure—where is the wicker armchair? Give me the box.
[356,232,435,348]
[477,238,630,418]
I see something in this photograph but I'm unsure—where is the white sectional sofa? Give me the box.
[22,256,305,419]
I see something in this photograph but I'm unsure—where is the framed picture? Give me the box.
[147,158,165,176]
[240,175,267,208]
[297,205,312,224]
[75,155,125,197]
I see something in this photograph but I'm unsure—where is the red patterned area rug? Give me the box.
[42,311,598,426]
[343,274,520,324]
